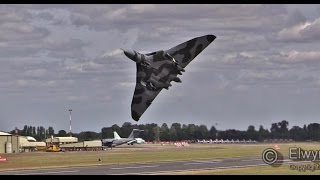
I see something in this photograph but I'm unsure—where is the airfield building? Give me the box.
[19,136,46,152]
[45,136,78,146]
[59,140,102,151]
[0,131,19,154]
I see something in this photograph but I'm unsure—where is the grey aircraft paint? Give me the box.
[123,34,216,121]
[101,129,143,148]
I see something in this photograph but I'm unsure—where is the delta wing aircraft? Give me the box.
[122,34,216,121]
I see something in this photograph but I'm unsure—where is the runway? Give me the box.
[0,156,295,175]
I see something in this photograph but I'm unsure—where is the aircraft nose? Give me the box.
[123,49,136,60]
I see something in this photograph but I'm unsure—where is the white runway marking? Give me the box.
[15,170,80,175]
[185,160,221,165]
[110,164,269,175]
[241,159,262,162]
[111,165,159,170]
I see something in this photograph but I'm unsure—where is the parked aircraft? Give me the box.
[101,129,144,148]
[128,138,145,145]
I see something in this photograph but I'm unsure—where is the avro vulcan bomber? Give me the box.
[122,34,216,121]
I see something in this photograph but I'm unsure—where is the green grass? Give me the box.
[0,142,319,174]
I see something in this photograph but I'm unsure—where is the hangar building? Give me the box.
[0,131,19,153]
[45,136,78,146]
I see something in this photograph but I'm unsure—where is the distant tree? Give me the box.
[39,126,45,139]
[246,125,257,140]
[209,126,217,139]
[247,125,255,132]
[101,127,113,139]
[180,124,188,140]
[121,122,133,138]
[278,120,289,132]
[270,123,279,138]
[14,121,320,143]
[77,131,100,141]
[58,130,67,137]
[269,120,290,139]
[111,124,121,136]
[137,124,148,140]
[48,127,54,136]
[45,129,49,138]
[144,123,158,141]
[32,126,36,136]
[187,124,197,140]
[153,126,160,142]
[220,129,247,140]
[22,125,28,136]
[199,125,210,140]
[270,123,279,133]
[194,126,203,140]
[169,125,177,141]
[258,125,269,141]
[289,126,305,141]
[171,123,182,140]
[307,123,320,141]
[160,123,170,141]
[278,120,289,138]
[28,126,33,136]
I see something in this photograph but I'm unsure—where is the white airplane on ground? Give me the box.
[101,129,144,148]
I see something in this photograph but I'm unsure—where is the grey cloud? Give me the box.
[24,68,48,78]
[2,4,320,132]
[274,18,320,42]
[285,9,307,27]
[36,12,54,21]
[0,22,49,42]
[68,4,287,33]
[270,50,320,64]
[45,38,90,58]
[0,10,87,59]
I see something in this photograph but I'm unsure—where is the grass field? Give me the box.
[0,142,320,174]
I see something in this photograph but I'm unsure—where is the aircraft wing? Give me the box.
[164,34,216,68]
[126,139,137,144]
[131,35,216,121]
[131,64,162,121]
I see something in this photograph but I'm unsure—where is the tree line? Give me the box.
[10,120,320,142]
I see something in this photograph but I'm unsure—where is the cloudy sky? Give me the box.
[1,4,320,133]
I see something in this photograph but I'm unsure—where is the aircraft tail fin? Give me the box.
[113,131,121,140]
[128,129,144,139]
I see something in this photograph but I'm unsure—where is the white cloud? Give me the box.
[67,95,88,101]
[24,68,48,78]
[274,50,320,63]
[101,48,124,58]
[15,79,57,88]
[2,4,320,132]
[276,18,320,42]
[130,4,156,13]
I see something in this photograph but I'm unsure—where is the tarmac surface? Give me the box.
[0,156,296,175]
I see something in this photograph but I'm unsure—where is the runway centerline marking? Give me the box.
[241,159,262,162]
[111,165,159,170]
[15,170,80,175]
[184,162,220,165]
[184,160,221,165]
